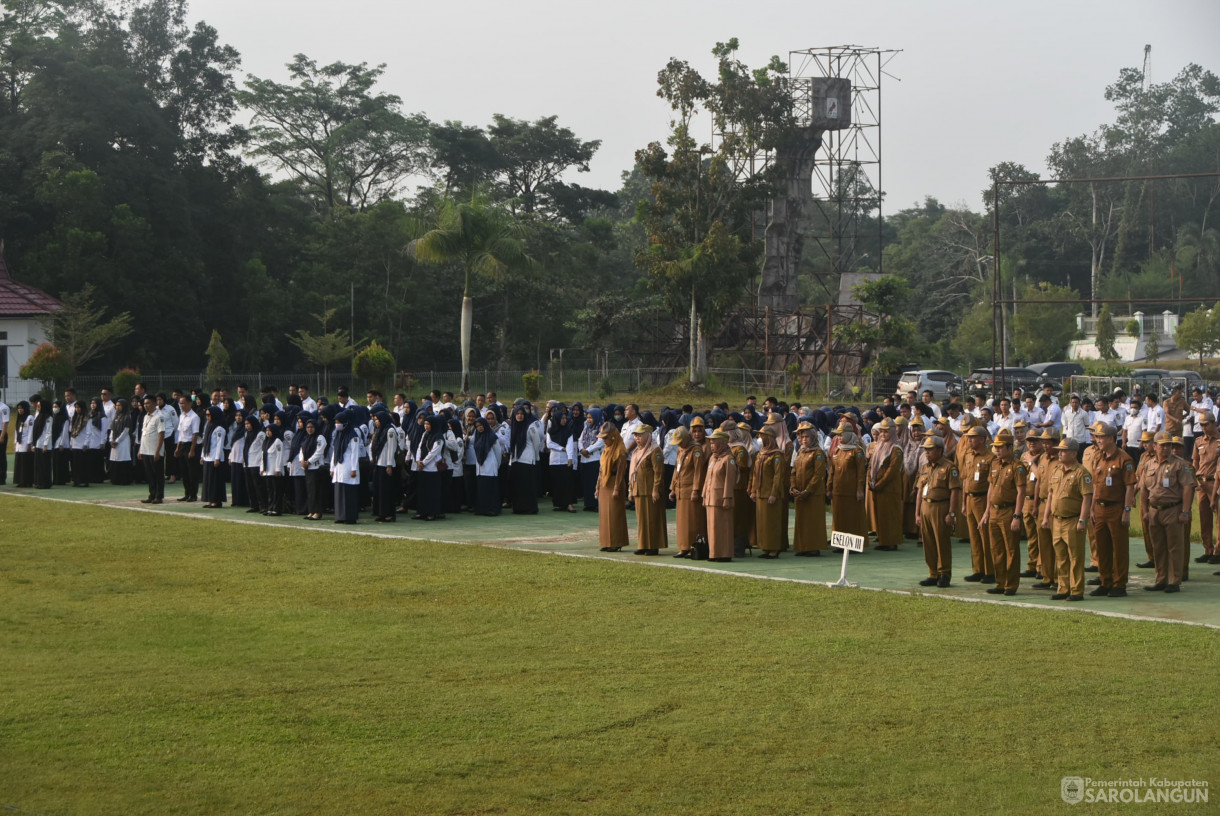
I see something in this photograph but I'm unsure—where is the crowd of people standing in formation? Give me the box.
[2,379,1216,599]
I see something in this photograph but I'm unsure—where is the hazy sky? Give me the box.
[191,0,1219,214]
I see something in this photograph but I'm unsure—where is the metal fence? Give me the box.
[15,368,887,406]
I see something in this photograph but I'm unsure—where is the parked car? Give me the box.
[966,367,1041,400]
[1129,368,1172,397]
[1028,361,1084,388]
[1159,370,1205,396]
[895,369,963,401]
[874,362,923,398]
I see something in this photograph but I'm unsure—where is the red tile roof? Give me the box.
[0,253,61,317]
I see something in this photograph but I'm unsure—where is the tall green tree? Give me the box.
[287,307,362,394]
[240,55,430,217]
[40,282,133,374]
[832,276,918,375]
[1175,304,1220,364]
[408,197,531,393]
[1009,281,1079,362]
[1094,303,1119,360]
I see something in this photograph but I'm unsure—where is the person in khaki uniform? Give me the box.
[1032,429,1059,589]
[1141,431,1195,592]
[948,416,972,541]
[689,415,709,453]
[668,425,708,559]
[960,425,996,584]
[1191,413,1219,563]
[829,425,867,539]
[1171,435,1193,581]
[900,416,923,536]
[1085,420,1137,597]
[866,417,905,551]
[595,423,629,552]
[1133,430,1159,568]
[702,429,737,562]
[1013,420,1040,577]
[981,429,1027,595]
[726,420,755,557]
[915,435,960,587]
[751,425,787,558]
[1021,429,1052,588]
[1081,437,1102,575]
[628,424,667,556]
[790,422,828,556]
[1042,437,1093,601]
[1163,384,1188,438]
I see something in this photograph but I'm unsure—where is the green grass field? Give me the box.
[2,497,1216,815]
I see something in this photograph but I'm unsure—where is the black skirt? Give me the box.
[15,451,33,487]
[416,470,444,518]
[475,474,501,515]
[549,464,574,509]
[292,475,308,515]
[230,463,248,506]
[580,461,600,511]
[334,481,359,523]
[34,450,53,489]
[446,472,463,514]
[204,461,227,505]
[109,458,133,486]
[372,466,398,519]
[511,462,538,515]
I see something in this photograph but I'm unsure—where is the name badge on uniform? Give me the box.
[1105,477,1112,487]
[1030,473,1036,481]
[1163,477,1171,488]
[974,471,980,481]
[923,484,929,497]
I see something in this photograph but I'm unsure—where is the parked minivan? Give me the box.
[895,369,963,401]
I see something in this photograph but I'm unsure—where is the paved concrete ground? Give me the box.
[4,476,1217,629]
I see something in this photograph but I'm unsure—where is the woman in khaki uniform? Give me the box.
[764,413,794,551]
[595,423,629,551]
[669,425,708,558]
[724,420,755,556]
[790,422,828,555]
[899,416,922,536]
[751,425,787,558]
[830,425,868,538]
[629,424,667,555]
[703,429,737,561]
[866,417,905,550]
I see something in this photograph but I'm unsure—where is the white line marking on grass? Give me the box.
[5,491,1216,630]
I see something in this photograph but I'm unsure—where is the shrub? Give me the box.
[353,341,395,391]
[1126,319,1141,339]
[787,362,803,401]
[113,367,141,398]
[598,377,615,401]
[19,343,73,391]
[522,370,543,403]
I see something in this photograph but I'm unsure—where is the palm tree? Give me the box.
[408,197,530,394]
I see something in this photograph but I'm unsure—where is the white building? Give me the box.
[0,249,62,406]
[1068,310,1179,363]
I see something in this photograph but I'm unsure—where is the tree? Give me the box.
[39,283,133,374]
[487,114,610,221]
[240,55,430,217]
[204,329,230,388]
[1094,303,1119,360]
[635,39,791,386]
[287,307,362,395]
[353,341,394,391]
[1009,282,1080,362]
[1175,304,1220,364]
[1144,333,1160,364]
[407,197,531,394]
[951,302,996,373]
[18,341,72,393]
[833,276,919,375]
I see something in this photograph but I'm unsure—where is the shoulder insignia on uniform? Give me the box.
[693,450,702,457]
[950,468,959,478]
[1083,475,1092,485]
[1125,463,1133,472]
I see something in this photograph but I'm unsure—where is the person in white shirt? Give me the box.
[979,406,1000,437]
[261,422,286,516]
[1142,394,1165,435]
[331,412,364,523]
[369,409,399,522]
[300,416,329,520]
[576,407,606,511]
[412,414,446,521]
[1186,387,1214,460]
[1122,402,1146,463]
[1037,394,1062,432]
[11,399,33,487]
[298,385,318,415]
[995,398,1017,434]
[174,397,202,501]
[1061,393,1091,452]
[138,395,165,503]
[920,390,942,420]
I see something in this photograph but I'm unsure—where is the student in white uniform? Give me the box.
[84,397,110,484]
[261,422,286,516]
[546,407,578,513]
[199,405,228,508]
[443,416,465,514]
[508,404,543,515]
[107,399,134,485]
[331,411,363,524]
[471,416,503,515]
[12,400,34,487]
[576,407,606,511]
[299,416,329,520]
[369,409,399,522]
[412,414,446,521]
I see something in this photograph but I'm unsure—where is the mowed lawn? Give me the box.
[1,497,1216,815]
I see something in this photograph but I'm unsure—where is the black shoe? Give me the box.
[876,545,898,551]
[1086,577,1101,586]
[980,575,996,584]
[644,549,660,556]
[1050,593,1069,600]
[1084,565,1098,573]
[1208,554,1220,564]
[1031,582,1053,590]
[1136,560,1155,568]
[246,508,260,514]
[1107,587,1127,598]
[963,573,983,582]
[1004,589,1016,596]
[599,547,612,552]
[1089,586,1109,597]
[633,549,648,555]
[673,550,691,559]
[985,587,1005,594]
[937,574,950,588]
[140,498,152,504]
[1195,554,1213,563]
[1164,584,1181,593]
[1143,583,1166,592]
[919,577,938,586]
[1019,570,1038,578]
[176,497,190,502]
[151,499,162,504]
[1067,595,1084,601]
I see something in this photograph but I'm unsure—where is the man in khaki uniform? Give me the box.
[960,425,995,584]
[915,435,961,588]
[981,429,1027,595]
[1032,429,1060,589]
[1081,433,1102,576]
[1171,435,1192,581]
[1141,431,1195,592]
[1163,384,1188,439]
[1043,438,1093,601]
[1191,414,1219,563]
[1085,420,1137,598]
[1134,430,1159,568]
[1021,430,1050,587]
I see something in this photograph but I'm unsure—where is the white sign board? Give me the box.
[830,531,865,552]
[826,97,839,119]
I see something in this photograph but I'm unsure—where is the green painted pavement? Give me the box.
[3,475,1218,628]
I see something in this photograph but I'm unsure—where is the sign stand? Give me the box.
[829,531,865,587]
